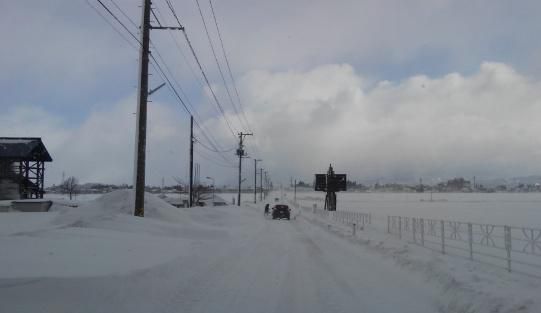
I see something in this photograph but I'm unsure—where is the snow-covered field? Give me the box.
[44,193,103,201]
[289,191,541,228]
[1,190,540,312]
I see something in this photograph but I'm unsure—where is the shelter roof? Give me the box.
[0,137,53,162]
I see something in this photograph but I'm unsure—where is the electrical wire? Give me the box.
[96,0,141,44]
[207,0,264,160]
[153,5,205,90]
[108,0,137,27]
[194,136,236,153]
[208,0,253,133]
[165,0,239,140]
[149,55,235,164]
[151,8,163,27]
[86,0,139,49]
[194,0,248,132]
[89,0,236,165]
[195,149,237,168]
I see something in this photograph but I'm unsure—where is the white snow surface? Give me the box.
[0,190,539,312]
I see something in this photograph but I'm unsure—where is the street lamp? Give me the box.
[206,176,215,204]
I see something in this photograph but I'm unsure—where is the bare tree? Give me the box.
[172,176,212,206]
[61,176,79,200]
[192,184,212,206]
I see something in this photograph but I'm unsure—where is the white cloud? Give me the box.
[3,62,541,186]
[238,62,541,183]
[0,97,194,186]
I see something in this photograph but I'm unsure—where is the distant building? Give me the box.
[0,137,53,200]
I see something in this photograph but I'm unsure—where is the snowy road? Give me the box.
[1,200,441,313]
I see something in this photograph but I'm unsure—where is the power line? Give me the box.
[149,55,232,163]
[206,0,263,161]
[108,0,137,27]
[152,13,229,159]
[151,8,163,27]
[158,0,239,157]
[86,0,139,49]
[208,0,253,133]
[151,56,235,164]
[194,0,248,132]
[165,0,239,140]
[195,148,236,168]
[89,0,234,165]
[194,136,235,153]
[182,29,238,139]
[153,5,205,90]
[96,0,140,44]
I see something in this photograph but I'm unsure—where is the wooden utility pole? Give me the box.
[237,132,252,206]
[264,171,267,200]
[254,159,261,203]
[260,167,263,202]
[133,0,151,217]
[294,179,297,204]
[189,115,194,207]
[133,0,184,217]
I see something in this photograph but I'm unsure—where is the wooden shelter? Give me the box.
[0,137,52,200]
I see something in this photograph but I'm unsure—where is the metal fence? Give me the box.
[388,215,541,276]
[298,204,371,235]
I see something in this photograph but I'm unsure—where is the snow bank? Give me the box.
[0,190,226,279]
[296,203,541,313]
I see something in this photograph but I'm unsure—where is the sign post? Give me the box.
[314,164,346,211]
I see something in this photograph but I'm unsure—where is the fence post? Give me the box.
[504,226,511,272]
[412,218,417,243]
[387,216,390,234]
[441,220,445,254]
[468,223,473,260]
[420,218,424,246]
[399,216,402,239]
[369,213,372,224]
[353,223,356,236]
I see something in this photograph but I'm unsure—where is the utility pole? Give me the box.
[133,0,151,217]
[260,167,263,202]
[237,132,253,206]
[254,159,261,203]
[264,171,268,200]
[294,179,297,204]
[189,115,194,207]
[206,176,215,204]
[133,0,184,217]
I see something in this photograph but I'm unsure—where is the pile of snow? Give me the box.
[297,202,541,313]
[0,190,227,279]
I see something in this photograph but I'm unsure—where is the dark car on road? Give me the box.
[272,204,290,220]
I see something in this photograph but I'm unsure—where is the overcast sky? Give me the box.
[2,0,541,187]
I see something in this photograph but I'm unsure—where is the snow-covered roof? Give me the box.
[0,137,52,161]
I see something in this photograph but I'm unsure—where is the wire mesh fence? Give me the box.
[388,215,541,277]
